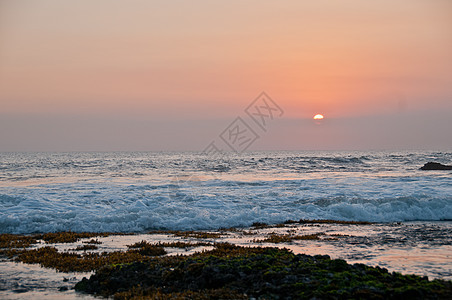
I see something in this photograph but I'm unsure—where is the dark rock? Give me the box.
[420,162,452,170]
[74,245,452,299]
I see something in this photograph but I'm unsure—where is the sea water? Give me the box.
[1,151,451,298]
[0,151,451,233]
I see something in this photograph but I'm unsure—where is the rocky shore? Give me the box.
[1,221,452,299]
[75,243,451,299]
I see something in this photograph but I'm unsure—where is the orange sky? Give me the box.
[0,1,451,151]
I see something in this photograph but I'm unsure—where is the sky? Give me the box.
[1,0,451,151]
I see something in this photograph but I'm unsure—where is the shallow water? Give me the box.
[1,222,451,299]
[0,260,93,300]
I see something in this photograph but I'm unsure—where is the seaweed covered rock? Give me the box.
[75,244,452,299]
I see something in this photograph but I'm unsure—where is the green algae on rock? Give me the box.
[155,241,212,248]
[70,244,99,251]
[38,231,111,244]
[127,240,167,256]
[7,243,167,272]
[83,238,103,244]
[256,233,324,243]
[0,233,38,249]
[75,244,452,299]
[0,232,117,248]
[148,230,223,239]
[285,219,373,225]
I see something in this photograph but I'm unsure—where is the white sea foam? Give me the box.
[0,151,451,233]
[0,179,451,233]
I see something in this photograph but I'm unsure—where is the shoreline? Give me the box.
[1,220,451,299]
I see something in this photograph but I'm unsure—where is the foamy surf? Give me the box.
[0,152,451,234]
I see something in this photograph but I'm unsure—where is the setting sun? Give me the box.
[313,114,324,120]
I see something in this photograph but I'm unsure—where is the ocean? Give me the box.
[1,151,451,298]
[0,151,451,233]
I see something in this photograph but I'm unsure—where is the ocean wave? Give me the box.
[1,185,451,234]
[1,151,451,233]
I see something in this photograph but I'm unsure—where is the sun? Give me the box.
[313,114,324,120]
